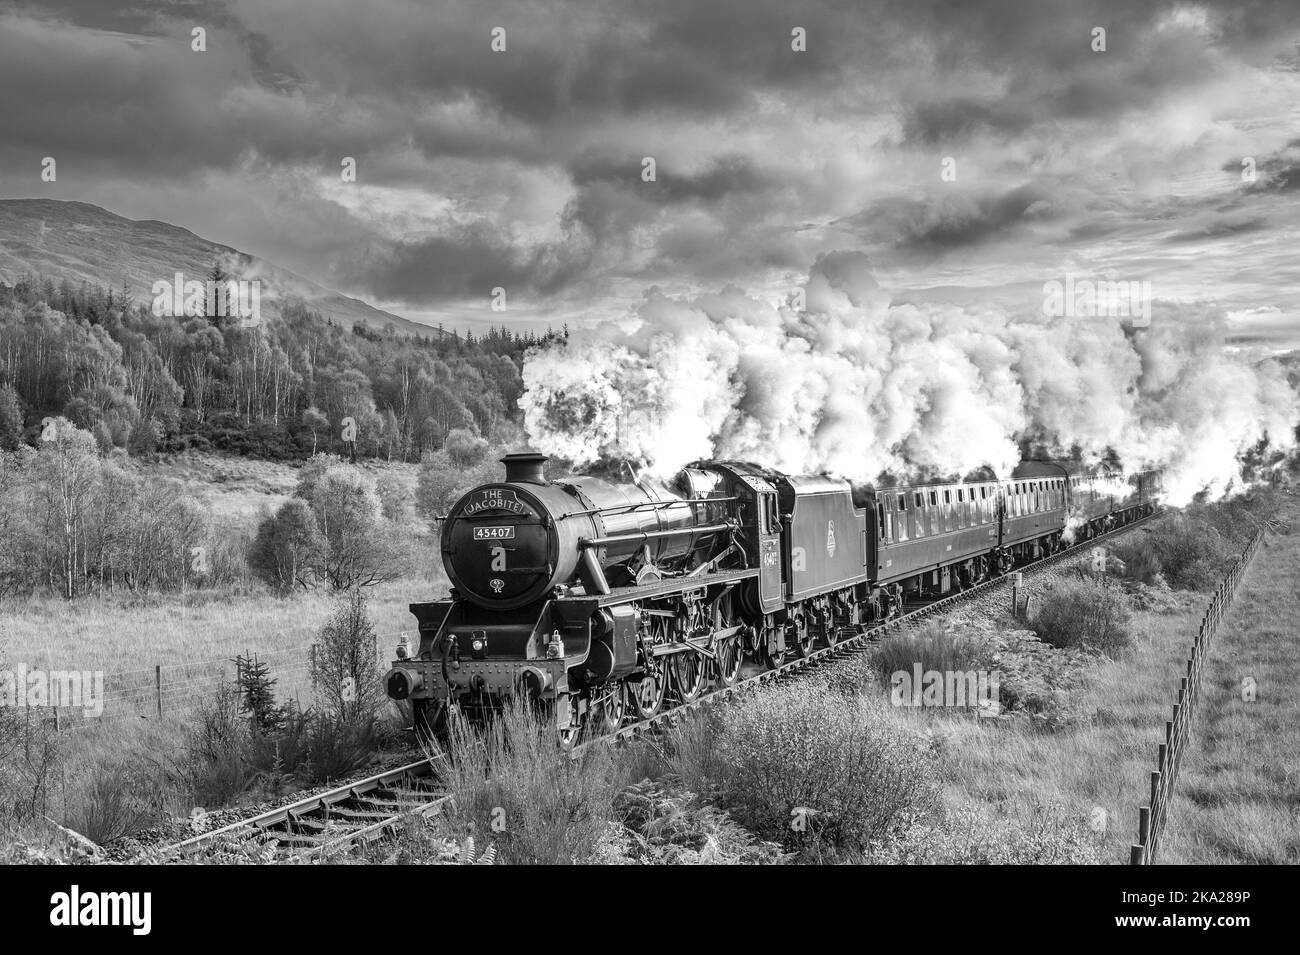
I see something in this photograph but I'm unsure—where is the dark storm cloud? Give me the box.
[853,184,1056,251]
[908,186,1053,249]
[901,99,1037,145]
[340,226,540,301]
[571,153,771,204]
[1256,163,1300,190]
[3,0,1300,312]
[339,221,599,305]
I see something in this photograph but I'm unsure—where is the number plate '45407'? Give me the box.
[473,526,516,541]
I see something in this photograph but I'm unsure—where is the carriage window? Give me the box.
[915,493,923,508]
[943,490,951,504]
[956,489,964,502]
[929,491,938,506]
[877,502,887,541]
[898,494,906,510]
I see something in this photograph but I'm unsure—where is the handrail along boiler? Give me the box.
[385,452,1162,737]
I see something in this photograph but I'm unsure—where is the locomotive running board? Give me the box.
[594,567,758,607]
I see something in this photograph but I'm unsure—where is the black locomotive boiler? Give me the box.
[385,452,1162,739]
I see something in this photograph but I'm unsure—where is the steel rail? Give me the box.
[158,756,447,858]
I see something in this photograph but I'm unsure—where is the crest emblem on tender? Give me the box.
[826,520,836,557]
[490,578,505,593]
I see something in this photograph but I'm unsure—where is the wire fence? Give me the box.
[1128,528,1265,865]
[17,628,417,736]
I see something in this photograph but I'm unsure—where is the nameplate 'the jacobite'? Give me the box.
[463,489,527,516]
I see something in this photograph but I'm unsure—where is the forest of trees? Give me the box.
[0,272,559,462]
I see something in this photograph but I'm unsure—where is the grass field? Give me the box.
[1,451,441,723]
[1161,497,1300,864]
[913,601,1208,861]
[864,499,1295,864]
[858,574,1208,861]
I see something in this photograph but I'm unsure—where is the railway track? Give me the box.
[158,757,449,861]
[157,510,1155,861]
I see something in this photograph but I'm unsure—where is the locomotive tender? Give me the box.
[385,451,1162,738]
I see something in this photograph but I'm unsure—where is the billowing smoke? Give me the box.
[521,252,1299,504]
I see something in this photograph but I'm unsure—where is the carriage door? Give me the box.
[756,488,783,610]
[995,485,1007,548]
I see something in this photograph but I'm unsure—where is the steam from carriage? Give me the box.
[386,452,1162,738]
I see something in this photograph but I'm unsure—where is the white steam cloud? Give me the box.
[521,252,1299,505]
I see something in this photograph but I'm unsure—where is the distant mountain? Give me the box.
[0,198,436,337]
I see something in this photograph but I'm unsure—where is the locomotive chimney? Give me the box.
[501,451,548,484]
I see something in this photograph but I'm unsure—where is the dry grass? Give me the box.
[1161,503,1300,864]
[2,580,434,725]
[871,620,998,687]
[424,701,623,865]
[913,603,1201,862]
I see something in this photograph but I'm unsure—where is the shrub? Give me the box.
[430,701,620,864]
[242,707,379,788]
[309,591,382,722]
[415,450,502,531]
[305,465,405,589]
[376,473,408,522]
[282,457,406,590]
[1107,535,1163,585]
[706,685,940,854]
[249,498,324,593]
[181,669,381,807]
[63,760,162,845]
[1033,577,1135,656]
[183,682,258,806]
[872,621,998,690]
[613,778,784,864]
[0,635,62,834]
[1148,514,1235,591]
[444,427,489,468]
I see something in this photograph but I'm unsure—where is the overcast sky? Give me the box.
[2,0,1299,342]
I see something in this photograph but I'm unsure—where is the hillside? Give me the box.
[0,198,435,337]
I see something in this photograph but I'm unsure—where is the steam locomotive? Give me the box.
[385,452,1162,739]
